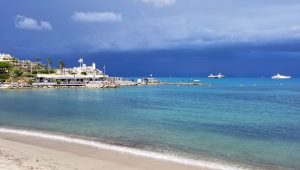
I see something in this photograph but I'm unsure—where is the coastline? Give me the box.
[0,128,248,170]
[0,81,205,89]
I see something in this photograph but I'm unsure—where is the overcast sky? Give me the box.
[1,0,300,76]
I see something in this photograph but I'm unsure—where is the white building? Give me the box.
[0,53,13,62]
[37,58,107,84]
[56,58,103,75]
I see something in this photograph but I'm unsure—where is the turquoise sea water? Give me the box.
[0,78,300,169]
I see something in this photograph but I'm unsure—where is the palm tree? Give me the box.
[58,60,65,74]
[33,57,40,73]
[46,58,52,74]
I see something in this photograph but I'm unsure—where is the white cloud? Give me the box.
[15,15,52,31]
[141,0,176,7]
[72,11,122,23]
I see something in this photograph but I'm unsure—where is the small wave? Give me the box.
[0,127,248,170]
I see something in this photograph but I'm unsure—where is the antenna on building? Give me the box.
[78,58,83,67]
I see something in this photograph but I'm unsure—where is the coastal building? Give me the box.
[36,74,108,84]
[0,53,13,62]
[57,58,103,75]
[36,58,108,84]
[0,53,39,72]
[14,60,40,73]
[143,77,159,84]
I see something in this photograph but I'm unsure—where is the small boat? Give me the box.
[271,74,291,79]
[208,73,225,78]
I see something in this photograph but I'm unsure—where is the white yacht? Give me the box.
[208,73,225,78]
[271,74,291,79]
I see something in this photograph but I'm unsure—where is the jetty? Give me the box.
[136,77,205,86]
[160,82,203,86]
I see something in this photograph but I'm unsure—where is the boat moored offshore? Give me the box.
[208,73,225,78]
[271,74,291,79]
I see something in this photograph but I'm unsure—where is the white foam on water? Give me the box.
[0,128,249,170]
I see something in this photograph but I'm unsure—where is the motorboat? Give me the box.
[271,74,291,79]
[208,73,225,78]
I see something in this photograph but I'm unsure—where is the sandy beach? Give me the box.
[0,130,209,170]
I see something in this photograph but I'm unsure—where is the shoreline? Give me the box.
[0,127,249,170]
[0,82,205,89]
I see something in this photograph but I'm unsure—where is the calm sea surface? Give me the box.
[0,78,300,169]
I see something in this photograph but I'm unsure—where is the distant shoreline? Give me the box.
[0,81,205,89]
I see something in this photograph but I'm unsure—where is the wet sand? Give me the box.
[0,131,209,170]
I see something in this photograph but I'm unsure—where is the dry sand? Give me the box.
[0,131,208,170]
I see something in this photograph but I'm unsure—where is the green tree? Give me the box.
[10,69,23,78]
[0,74,9,82]
[0,62,11,82]
[34,57,40,72]
[0,62,11,74]
[58,60,65,74]
[46,58,52,74]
